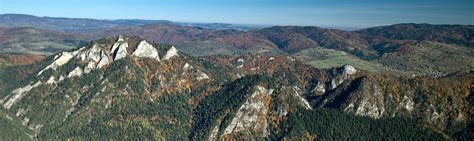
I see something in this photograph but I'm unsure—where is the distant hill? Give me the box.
[0,14,173,32]
[0,14,256,32]
[356,23,474,47]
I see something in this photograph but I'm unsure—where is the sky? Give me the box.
[0,0,473,28]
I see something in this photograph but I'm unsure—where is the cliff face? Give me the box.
[314,72,473,130]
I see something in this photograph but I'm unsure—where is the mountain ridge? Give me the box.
[0,36,471,140]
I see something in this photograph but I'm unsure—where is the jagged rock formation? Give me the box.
[0,36,231,140]
[37,51,77,76]
[221,86,273,137]
[163,46,179,60]
[111,36,129,61]
[2,81,42,109]
[194,78,317,141]
[314,72,473,130]
[67,67,83,78]
[132,40,160,61]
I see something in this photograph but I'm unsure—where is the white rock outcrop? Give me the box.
[196,71,209,81]
[3,81,42,109]
[37,51,76,76]
[78,44,110,70]
[292,86,313,110]
[330,65,358,89]
[78,44,101,62]
[111,36,129,61]
[343,65,357,77]
[311,82,325,94]
[208,125,220,141]
[163,46,179,60]
[67,67,83,78]
[46,76,56,84]
[96,52,110,69]
[183,63,193,70]
[84,62,96,74]
[344,84,385,119]
[400,96,414,111]
[222,86,273,137]
[132,40,160,61]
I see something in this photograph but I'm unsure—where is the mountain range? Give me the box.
[0,14,473,140]
[1,14,473,76]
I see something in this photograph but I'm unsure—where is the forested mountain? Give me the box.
[0,36,471,140]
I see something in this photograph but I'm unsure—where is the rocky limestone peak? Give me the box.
[36,48,84,76]
[132,40,160,61]
[110,36,129,61]
[117,35,125,42]
[163,46,179,60]
[67,67,83,78]
[219,85,274,139]
[343,65,357,76]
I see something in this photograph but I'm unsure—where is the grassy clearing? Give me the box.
[292,47,385,72]
[2,41,75,55]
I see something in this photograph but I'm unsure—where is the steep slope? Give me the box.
[190,75,449,140]
[0,107,33,140]
[280,108,447,140]
[312,71,473,133]
[0,36,225,140]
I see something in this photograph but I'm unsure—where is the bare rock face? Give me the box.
[163,46,179,60]
[36,49,82,76]
[2,81,42,109]
[67,67,83,78]
[111,36,129,61]
[96,52,110,69]
[208,85,316,140]
[291,86,313,110]
[343,65,357,76]
[132,40,160,61]
[343,84,386,119]
[46,76,56,84]
[311,82,326,95]
[331,65,358,89]
[78,44,102,63]
[77,44,110,73]
[221,86,274,138]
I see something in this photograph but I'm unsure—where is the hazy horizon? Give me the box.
[1,0,473,28]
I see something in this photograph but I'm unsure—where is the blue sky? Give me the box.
[0,0,473,28]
